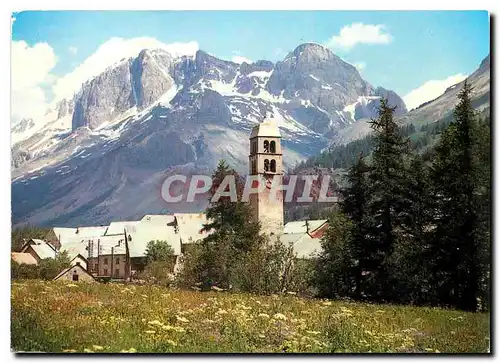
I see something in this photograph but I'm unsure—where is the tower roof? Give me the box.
[250,116,281,139]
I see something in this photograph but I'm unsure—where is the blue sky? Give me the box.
[12,11,490,110]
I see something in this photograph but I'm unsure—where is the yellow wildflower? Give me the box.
[176,316,189,323]
[165,339,177,346]
[273,313,287,321]
[258,313,270,318]
[148,320,163,326]
[120,348,137,353]
[143,330,156,334]
[92,345,104,351]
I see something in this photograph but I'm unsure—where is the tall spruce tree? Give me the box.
[314,211,354,298]
[198,160,263,289]
[390,154,435,304]
[340,154,371,299]
[366,98,410,301]
[430,81,489,311]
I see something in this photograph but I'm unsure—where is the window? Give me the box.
[94,263,98,273]
[116,258,120,265]
[270,141,276,153]
[251,159,257,175]
[264,159,270,172]
[72,274,79,282]
[115,268,120,277]
[263,140,270,153]
[104,257,108,265]
[251,141,257,154]
[271,159,276,173]
[104,268,108,276]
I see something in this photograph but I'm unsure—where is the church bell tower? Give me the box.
[248,115,284,236]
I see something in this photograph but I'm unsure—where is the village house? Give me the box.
[69,254,88,270]
[46,226,108,249]
[53,264,96,283]
[11,252,38,266]
[21,238,57,263]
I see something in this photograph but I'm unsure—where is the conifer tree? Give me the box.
[365,98,410,300]
[390,154,435,304]
[340,154,371,299]
[198,160,263,289]
[430,81,489,311]
[314,211,353,298]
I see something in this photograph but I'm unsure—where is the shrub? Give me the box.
[140,261,175,287]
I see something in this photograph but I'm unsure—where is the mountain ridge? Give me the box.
[12,42,408,227]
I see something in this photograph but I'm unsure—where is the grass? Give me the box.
[11,280,490,353]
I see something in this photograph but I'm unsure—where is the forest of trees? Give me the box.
[315,82,491,312]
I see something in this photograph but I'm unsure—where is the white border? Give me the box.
[1,3,497,362]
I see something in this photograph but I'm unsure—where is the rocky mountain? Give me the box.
[399,53,490,125]
[11,43,407,227]
[331,54,491,145]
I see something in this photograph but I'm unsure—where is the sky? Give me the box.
[11,11,490,124]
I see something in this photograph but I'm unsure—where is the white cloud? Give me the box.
[52,37,198,102]
[11,40,57,124]
[326,23,392,50]
[403,73,468,111]
[354,62,366,72]
[11,37,198,128]
[69,46,78,55]
[232,56,252,64]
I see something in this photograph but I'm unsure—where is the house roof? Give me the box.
[20,238,56,252]
[30,238,45,244]
[60,235,126,259]
[105,221,141,236]
[141,214,176,225]
[52,227,78,241]
[280,233,322,259]
[250,117,282,139]
[52,226,107,246]
[11,252,38,265]
[53,264,96,281]
[31,243,57,259]
[128,224,182,257]
[58,237,88,259]
[70,254,88,264]
[75,226,108,238]
[174,213,211,243]
[283,220,328,235]
[22,240,57,260]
